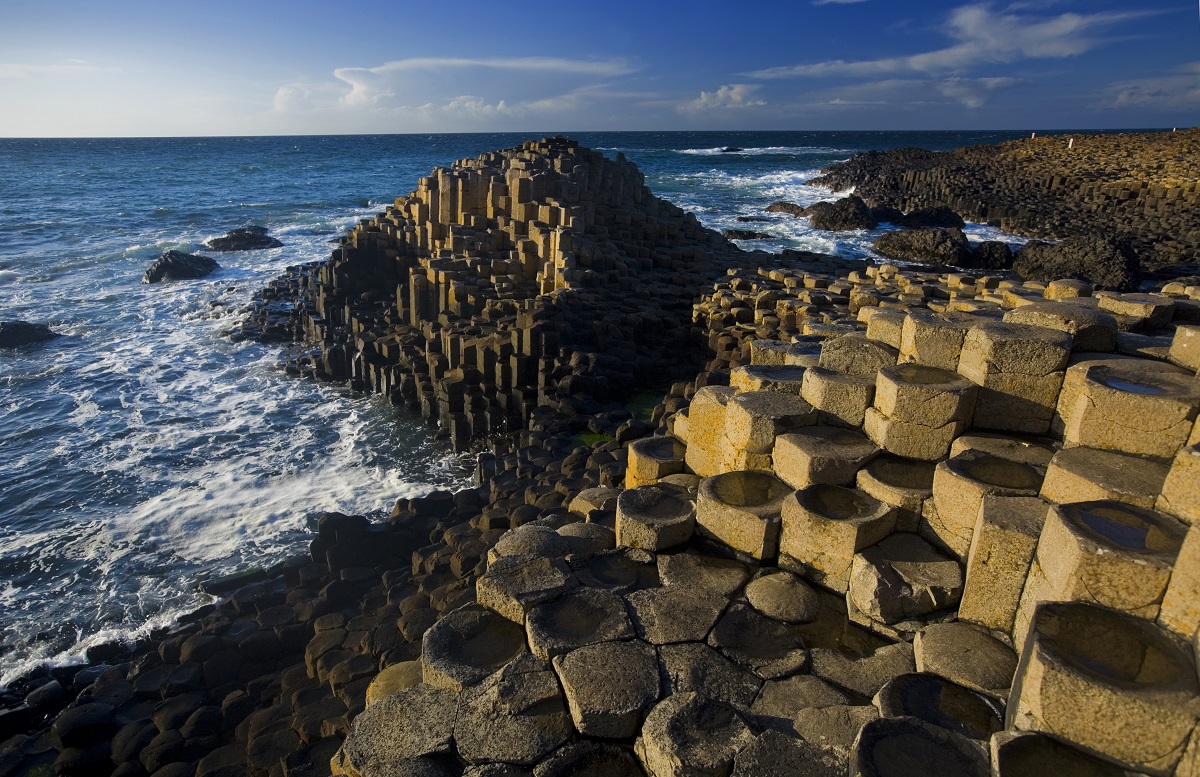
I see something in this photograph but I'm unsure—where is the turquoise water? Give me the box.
[0,130,1043,684]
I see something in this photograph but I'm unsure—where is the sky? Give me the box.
[0,0,1196,136]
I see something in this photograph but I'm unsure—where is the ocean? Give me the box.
[0,129,1042,686]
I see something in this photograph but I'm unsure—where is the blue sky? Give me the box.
[0,0,1196,136]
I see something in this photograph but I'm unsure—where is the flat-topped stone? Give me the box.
[657,548,751,596]
[708,602,809,680]
[570,548,657,594]
[658,642,763,708]
[1063,362,1200,458]
[339,684,458,774]
[626,584,728,645]
[525,587,633,662]
[553,639,660,739]
[625,435,687,489]
[848,533,963,626]
[773,426,879,489]
[476,554,578,624]
[1040,446,1170,509]
[990,730,1130,777]
[732,730,844,777]
[532,741,645,777]
[856,457,935,533]
[929,449,1044,559]
[751,674,855,734]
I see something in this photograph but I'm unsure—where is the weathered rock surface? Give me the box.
[1013,235,1141,290]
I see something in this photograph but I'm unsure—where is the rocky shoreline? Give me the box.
[4,132,1200,777]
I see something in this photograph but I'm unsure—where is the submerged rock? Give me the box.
[142,250,220,283]
[204,225,283,251]
[0,321,60,347]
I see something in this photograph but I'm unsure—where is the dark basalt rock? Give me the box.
[765,202,807,218]
[967,240,1014,270]
[722,229,773,241]
[204,226,283,252]
[0,321,60,347]
[142,251,221,284]
[1012,236,1141,291]
[893,206,965,229]
[873,228,972,266]
[721,147,744,153]
[805,195,878,231]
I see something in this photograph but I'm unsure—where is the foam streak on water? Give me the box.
[0,130,1040,685]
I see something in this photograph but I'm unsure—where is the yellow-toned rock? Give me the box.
[1039,446,1169,509]
[801,366,875,427]
[929,450,1044,559]
[695,470,792,562]
[773,425,879,489]
[778,484,896,593]
[1159,525,1200,638]
[1158,444,1200,525]
[958,495,1046,635]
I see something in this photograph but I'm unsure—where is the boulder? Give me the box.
[723,229,773,241]
[0,321,60,347]
[872,228,971,266]
[893,206,965,229]
[142,250,220,283]
[204,225,283,251]
[636,693,755,777]
[766,202,807,217]
[805,196,878,231]
[968,240,1014,270]
[1012,236,1141,291]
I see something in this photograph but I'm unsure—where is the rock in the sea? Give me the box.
[1013,236,1141,291]
[722,229,773,241]
[0,321,60,347]
[873,228,971,266]
[204,225,283,251]
[142,250,220,283]
[766,202,807,218]
[893,206,965,229]
[806,195,877,231]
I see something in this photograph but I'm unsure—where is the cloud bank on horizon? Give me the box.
[0,0,1195,136]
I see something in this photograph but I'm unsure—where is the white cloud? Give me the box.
[747,3,1146,79]
[939,76,1022,107]
[680,83,766,113]
[1100,62,1200,110]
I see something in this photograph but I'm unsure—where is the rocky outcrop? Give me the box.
[1012,236,1141,291]
[873,228,971,266]
[765,202,806,218]
[142,250,220,283]
[804,195,877,231]
[235,136,751,450]
[205,226,283,251]
[0,321,59,347]
[810,129,1200,270]
[722,229,773,241]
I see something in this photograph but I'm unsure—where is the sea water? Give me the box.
[0,130,1042,685]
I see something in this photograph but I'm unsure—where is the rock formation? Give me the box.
[0,321,60,347]
[205,227,283,252]
[142,250,221,284]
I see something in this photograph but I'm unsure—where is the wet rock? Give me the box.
[893,206,965,229]
[723,229,773,241]
[873,673,1003,743]
[969,240,1013,270]
[0,321,60,347]
[766,202,807,217]
[142,251,220,283]
[204,226,283,252]
[51,702,116,750]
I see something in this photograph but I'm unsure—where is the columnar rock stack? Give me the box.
[809,129,1200,269]
[240,137,738,449]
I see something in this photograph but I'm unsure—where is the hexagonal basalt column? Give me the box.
[899,310,971,371]
[958,495,1046,635]
[957,321,1072,435]
[1158,443,1200,525]
[421,605,528,691]
[616,484,696,551]
[684,385,737,478]
[1014,500,1188,646]
[856,456,935,533]
[723,390,817,471]
[1062,363,1200,459]
[773,425,879,489]
[1039,446,1169,509]
[864,363,977,461]
[929,450,1045,559]
[695,470,792,562]
[1009,601,1200,776]
[625,435,686,489]
[801,365,876,428]
[848,533,963,628]
[778,484,897,593]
